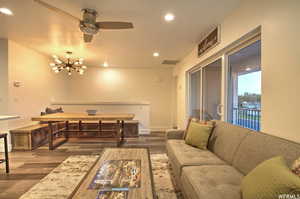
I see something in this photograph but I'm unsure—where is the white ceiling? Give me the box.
[0,0,240,68]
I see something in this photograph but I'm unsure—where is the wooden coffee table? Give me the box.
[72,148,156,199]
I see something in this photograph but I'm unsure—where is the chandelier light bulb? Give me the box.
[82,66,87,69]
[54,70,59,73]
[68,72,72,76]
[52,55,58,59]
[49,63,55,67]
[55,59,62,64]
[52,67,58,70]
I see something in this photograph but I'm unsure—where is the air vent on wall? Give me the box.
[162,60,180,65]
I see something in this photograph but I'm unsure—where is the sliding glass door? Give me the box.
[202,59,222,120]
[188,34,261,129]
[189,70,201,119]
[227,40,261,130]
[188,58,222,121]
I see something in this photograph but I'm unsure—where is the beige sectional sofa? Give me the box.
[166,121,300,199]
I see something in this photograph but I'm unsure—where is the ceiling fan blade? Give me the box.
[96,22,134,29]
[33,0,80,21]
[83,34,93,43]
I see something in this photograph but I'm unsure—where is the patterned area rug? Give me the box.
[151,153,182,199]
[19,155,99,199]
[19,153,181,199]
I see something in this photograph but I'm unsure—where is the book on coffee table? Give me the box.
[96,191,128,199]
[89,159,141,190]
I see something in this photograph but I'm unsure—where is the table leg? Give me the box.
[4,135,9,173]
[98,120,102,137]
[65,121,69,139]
[120,120,125,145]
[48,122,54,150]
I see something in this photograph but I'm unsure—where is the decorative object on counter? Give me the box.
[0,133,9,173]
[86,109,97,115]
[49,51,87,75]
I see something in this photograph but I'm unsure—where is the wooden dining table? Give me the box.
[32,113,135,150]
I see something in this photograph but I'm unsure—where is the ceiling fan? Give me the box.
[33,0,134,43]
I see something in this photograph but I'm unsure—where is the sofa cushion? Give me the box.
[181,165,243,199]
[208,121,251,164]
[185,122,213,150]
[233,131,300,175]
[166,140,225,177]
[242,156,300,199]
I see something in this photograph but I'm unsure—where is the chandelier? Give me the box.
[49,51,87,75]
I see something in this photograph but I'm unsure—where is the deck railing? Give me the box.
[232,107,261,131]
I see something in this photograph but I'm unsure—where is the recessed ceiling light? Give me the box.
[0,8,13,16]
[103,61,109,67]
[153,52,160,57]
[164,13,175,22]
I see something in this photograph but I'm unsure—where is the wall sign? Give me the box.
[198,26,220,57]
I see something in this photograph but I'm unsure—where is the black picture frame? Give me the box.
[198,26,220,57]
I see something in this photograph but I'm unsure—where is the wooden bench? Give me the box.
[10,124,50,151]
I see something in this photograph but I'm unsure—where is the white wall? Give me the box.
[0,39,9,115]
[64,67,174,130]
[6,40,67,129]
[174,0,300,143]
[0,40,68,151]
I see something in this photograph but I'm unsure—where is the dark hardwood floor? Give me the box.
[0,132,166,199]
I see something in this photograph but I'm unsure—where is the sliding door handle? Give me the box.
[217,104,223,116]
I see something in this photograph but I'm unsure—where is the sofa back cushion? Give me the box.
[233,131,300,175]
[208,121,251,164]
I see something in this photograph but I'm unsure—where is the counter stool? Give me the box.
[0,133,9,173]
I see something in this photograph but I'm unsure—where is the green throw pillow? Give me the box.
[242,156,300,199]
[184,122,213,150]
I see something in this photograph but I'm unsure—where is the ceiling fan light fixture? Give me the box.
[164,13,175,22]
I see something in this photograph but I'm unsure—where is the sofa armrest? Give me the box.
[166,129,185,140]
